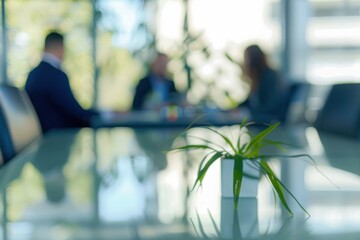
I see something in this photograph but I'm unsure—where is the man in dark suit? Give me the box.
[132,53,178,110]
[25,31,98,133]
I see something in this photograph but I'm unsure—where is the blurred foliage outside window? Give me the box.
[5,0,280,111]
[7,0,94,108]
[156,0,281,109]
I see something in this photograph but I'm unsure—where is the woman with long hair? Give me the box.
[241,44,286,121]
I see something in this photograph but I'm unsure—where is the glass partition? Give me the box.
[3,0,281,110]
[97,0,281,110]
[6,0,94,108]
[308,0,360,84]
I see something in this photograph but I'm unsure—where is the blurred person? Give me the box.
[240,44,286,122]
[132,52,178,110]
[25,31,98,133]
[31,131,77,203]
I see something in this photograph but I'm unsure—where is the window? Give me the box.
[308,0,360,84]
[6,0,94,108]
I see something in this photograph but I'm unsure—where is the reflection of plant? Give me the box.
[190,209,258,240]
[191,209,311,239]
[173,120,311,216]
[190,210,221,239]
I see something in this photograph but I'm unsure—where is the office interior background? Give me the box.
[0,0,360,238]
[1,0,359,112]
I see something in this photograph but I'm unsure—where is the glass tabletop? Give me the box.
[0,125,360,239]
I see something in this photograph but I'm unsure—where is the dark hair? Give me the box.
[44,31,64,50]
[245,44,268,73]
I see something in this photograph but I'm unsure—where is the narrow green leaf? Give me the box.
[263,139,298,149]
[242,172,259,180]
[260,159,310,217]
[245,122,280,155]
[236,133,241,153]
[260,159,293,216]
[293,153,339,189]
[203,127,238,154]
[196,151,226,191]
[238,117,249,151]
[197,150,217,178]
[276,177,311,217]
[172,144,217,152]
[192,151,223,191]
[240,117,248,128]
[264,173,279,213]
[242,160,261,180]
[256,154,313,159]
[186,134,228,152]
[233,155,243,209]
[262,139,288,152]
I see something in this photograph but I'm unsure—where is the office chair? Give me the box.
[314,83,360,139]
[0,85,42,163]
[281,82,311,124]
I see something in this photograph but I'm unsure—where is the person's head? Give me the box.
[243,44,268,75]
[150,52,169,77]
[44,31,64,61]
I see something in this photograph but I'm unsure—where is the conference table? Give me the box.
[0,112,360,239]
[91,109,249,128]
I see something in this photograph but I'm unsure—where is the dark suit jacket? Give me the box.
[132,74,177,110]
[25,61,97,133]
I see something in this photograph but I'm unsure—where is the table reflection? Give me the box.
[0,126,360,239]
[95,128,192,225]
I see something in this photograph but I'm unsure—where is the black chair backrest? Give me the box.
[280,82,311,124]
[0,149,3,166]
[314,83,360,139]
[0,85,41,163]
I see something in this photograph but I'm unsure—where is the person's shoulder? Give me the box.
[43,62,68,78]
[32,61,61,73]
[263,67,278,77]
[141,74,152,81]
[30,61,68,83]
[262,68,280,82]
[137,74,152,85]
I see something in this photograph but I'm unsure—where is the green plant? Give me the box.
[173,120,313,216]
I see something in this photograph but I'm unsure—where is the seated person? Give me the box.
[25,31,98,133]
[132,52,178,110]
[239,44,287,122]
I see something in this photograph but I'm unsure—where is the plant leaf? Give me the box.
[263,139,298,149]
[242,160,261,180]
[262,139,288,152]
[236,119,248,153]
[203,127,238,154]
[261,159,310,217]
[172,144,217,152]
[192,151,223,191]
[260,159,293,216]
[233,155,243,209]
[245,122,280,157]
[186,134,228,152]
[275,176,310,217]
[197,150,218,174]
